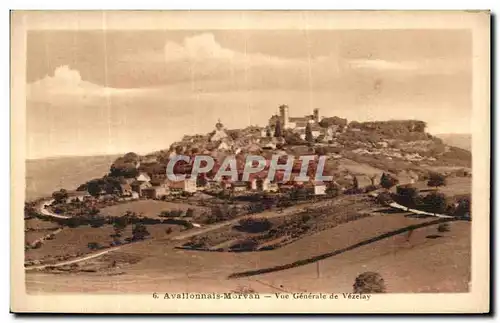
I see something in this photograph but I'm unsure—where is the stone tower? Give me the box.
[313,108,320,123]
[279,104,290,129]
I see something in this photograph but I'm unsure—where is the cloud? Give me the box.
[27,65,147,101]
[347,58,469,75]
[348,59,419,71]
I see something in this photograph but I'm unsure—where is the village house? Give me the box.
[142,186,169,199]
[168,178,198,194]
[304,181,326,195]
[131,180,152,196]
[231,181,250,193]
[136,172,151,182]
[119,183,133,197]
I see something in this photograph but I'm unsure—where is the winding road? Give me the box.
[38,199,70,219]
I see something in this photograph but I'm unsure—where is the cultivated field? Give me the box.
[100,199,207,218]
[26,213,470,293]
[413,177,471,197]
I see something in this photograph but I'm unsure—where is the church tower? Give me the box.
[313,108,320,123]
[279,104,290,129]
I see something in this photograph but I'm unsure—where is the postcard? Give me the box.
[11,10,490,313]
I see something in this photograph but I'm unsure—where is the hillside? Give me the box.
[435,133,471,151]
[25,154,120,201]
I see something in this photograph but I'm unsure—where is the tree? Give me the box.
[376,191,393,206]
[266,127,272,137]
[274,119,282,138]
[185,208,195,218]
[380,173,399,189]
[353,272,386,293]
[427,172,447,188]
[87,179,103,197]
[52,189,68,204]
[454,196,471,218]
[305,122,314,144]
[422,192,448,214]
[132,223,150,240]
[112,216,129,238]
[352,176,359,190]
[87,242,102,250]
[396,185,419,208]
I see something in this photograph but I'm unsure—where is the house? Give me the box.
[267,182,279,192]
[231,181,249,192]
[131,181,152,196]
[168,178,197,194]
[119,183,133,197]
[210,119,229,142]
[312,182,327,195]
[136,172,151,182]
[142,186,168,199]
[298,124,322,140]
[302,181,327,195]
[217,140,232,151]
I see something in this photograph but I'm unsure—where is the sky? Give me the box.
[26,29,472,159]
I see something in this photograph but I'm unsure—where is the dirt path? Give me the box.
[38,199,70,219]
[25,246,123,271]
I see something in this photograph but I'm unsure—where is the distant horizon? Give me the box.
[26,131,472,161]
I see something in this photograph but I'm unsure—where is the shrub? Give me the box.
[437,223,450,233]
[427,172,447,188]
[422,192,448,214]
[237,218,272,233]
[376,191,393,206]
[395,185,419,208]
[132,223,150,240]
[453,196,471,218]
[353,272,386,293]
[87,242,102,250]
[380,173,399,189]
[231,238,259,251]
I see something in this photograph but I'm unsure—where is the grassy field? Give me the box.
[100,200,208,218]
[25,222,182,264]
[413,177,471,197]
[26,213,470,293]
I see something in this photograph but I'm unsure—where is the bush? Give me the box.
[376,191,393,206]
[353,272,386,293]
[230,238,259,251]
[237,218,272,233]
[87,242,102,250]
[427,172,447,188]
[132,223,150,240]
[395,185,419,208]
[437,223,450,233]
[380,173,399,189]
[453,196,471,218]
[422,192,448,214]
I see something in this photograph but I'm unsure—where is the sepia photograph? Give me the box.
[10,10,490,313]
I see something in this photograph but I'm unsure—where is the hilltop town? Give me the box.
[81,104,470,201]
[24,105,472,292]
